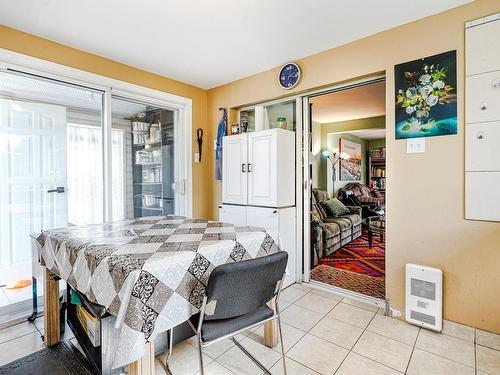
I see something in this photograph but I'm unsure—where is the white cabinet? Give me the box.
[222,134,248,205]
[218,204,246,226]
[465,15,500,222]
[220,204,296,287]
[466,172,500,221]
[222,128,295,208]
[466,122,500,172]
[466,72,500,124]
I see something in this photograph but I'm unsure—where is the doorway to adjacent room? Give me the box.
[303,78,387,302]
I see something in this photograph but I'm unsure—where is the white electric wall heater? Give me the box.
[405,264,443,331]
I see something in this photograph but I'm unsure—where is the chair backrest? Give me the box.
[204,252,288,321]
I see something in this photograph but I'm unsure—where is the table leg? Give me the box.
[128,341,155,375]
[264,300,278,348]
[43,267,60,346]
[368,229,373,249]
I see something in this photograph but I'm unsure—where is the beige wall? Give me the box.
[208,0,500,333]
[0,25,210,219]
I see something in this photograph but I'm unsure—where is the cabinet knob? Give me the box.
[477,131,485,140]
[480,102,488,111]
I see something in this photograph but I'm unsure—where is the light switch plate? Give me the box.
[407,138,426,153]
[194,153,200,163]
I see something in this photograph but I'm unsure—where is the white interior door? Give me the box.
[0,99,67,284]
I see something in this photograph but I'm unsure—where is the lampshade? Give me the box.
[321,150,331,158]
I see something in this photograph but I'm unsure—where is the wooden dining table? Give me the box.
[32,215,281,375]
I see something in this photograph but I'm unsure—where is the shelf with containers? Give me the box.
[368,148,386,191]
[238,99,297,134]
[131,109,175,217]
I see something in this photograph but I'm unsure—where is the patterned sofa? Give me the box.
[337,182,385,209]
[311,188,362,267]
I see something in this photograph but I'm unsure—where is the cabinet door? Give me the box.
[219,204,247,226]
[466,19,500,76]
[222,134,247,205]
[466,172,500,221]
[247,130,277,207]
[246,206,279,231]
[466,122,500,171]
[466,72,500,124]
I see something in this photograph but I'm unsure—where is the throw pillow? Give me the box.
[320,198,350,217]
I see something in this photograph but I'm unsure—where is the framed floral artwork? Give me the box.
[395,50,457,139]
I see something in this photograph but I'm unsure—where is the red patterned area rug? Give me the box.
[312,229,385,298]
[311,265,385,299]
[320,230,385,277]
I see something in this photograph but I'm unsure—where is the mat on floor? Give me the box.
[0,340,92,375]
[319,229,385,277]
[311,265,385,299]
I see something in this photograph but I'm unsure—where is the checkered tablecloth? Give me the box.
[31,216,281,368]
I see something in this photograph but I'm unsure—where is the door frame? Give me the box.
[298,73,388,308]
[0,48,193,219]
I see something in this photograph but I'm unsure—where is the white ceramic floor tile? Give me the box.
[294,292,339,315]
[287,334,348,374]
[290,283,312,292]
[416,329,475,367]
[327,302,376,329]
[280,304,323,331]
[0,321,37,344]
[270,357,320,375]
[336,352,402,375]
[158,340,213,375]
[407,348,474,375]
[367,314,419,346]
[247,322,306,353]
[477,329,500,352]
[309,316,363,350]
[0,331,45,366]
[442,320,475,343]
[280,287,309,304]
[187,335,234,359]
[217,337,280,375]
[353,331,413,373]
[194,361,237,375]
[342,298,379,312]
[308,288,343,302]
[476,344,500,375]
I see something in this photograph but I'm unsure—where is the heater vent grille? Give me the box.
[410,310,436,326]
[411,278,436,300]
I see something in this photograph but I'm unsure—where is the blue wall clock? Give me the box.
[278,63,301,90]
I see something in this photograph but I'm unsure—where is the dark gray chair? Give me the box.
[188,251,289,375]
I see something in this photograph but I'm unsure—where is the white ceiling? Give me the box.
[310,81,386,123]
[0,0,471,89]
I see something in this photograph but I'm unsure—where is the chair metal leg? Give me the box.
[164,328,174,375]
[231,337,272,375]
[197,333,205,375]
[277,315,287,375]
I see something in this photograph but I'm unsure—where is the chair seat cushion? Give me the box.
[200,305,274,343]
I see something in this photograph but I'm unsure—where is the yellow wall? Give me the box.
[207,0,500,332]
[0,25,210,219]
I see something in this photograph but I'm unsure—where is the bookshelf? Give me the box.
[369,148,386,191]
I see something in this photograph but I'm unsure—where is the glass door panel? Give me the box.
[0,71,103,322]
[111,96,176,219]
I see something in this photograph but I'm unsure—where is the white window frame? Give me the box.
[0,48,193,220]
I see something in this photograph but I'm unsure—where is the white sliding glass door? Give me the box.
[0,99,68,289]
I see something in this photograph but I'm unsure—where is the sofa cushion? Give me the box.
[313,188,329,203]
[322,222,341,239]
[323,216,353,231]
[320,198,350,217]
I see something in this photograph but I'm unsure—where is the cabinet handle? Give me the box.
[247,163,252,172]
[241,163,246,172]
[480,102,487,111]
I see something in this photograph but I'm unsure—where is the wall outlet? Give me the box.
[194,153,200,163]
[390,308,402,318]
[407,138,426,153]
